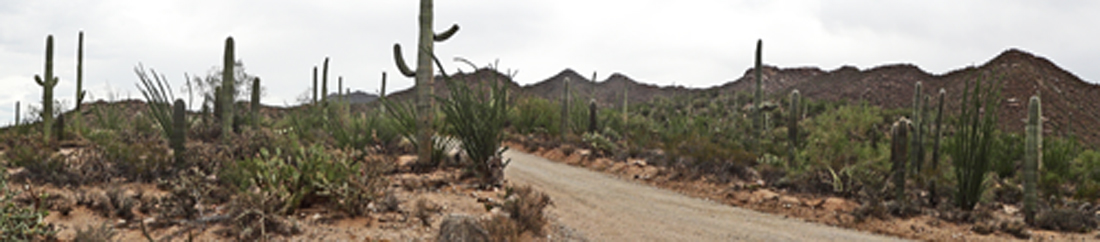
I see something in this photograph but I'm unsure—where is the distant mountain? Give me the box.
[328,91,380,104]
[382,49,1100,146]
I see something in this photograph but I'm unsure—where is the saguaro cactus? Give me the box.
[561,77,571,137]
[220,37,235,141]
[911,81,924,175]
[34,35,59,143]
[588,99,597,133]
[1024,95,1041,225]
[753,39,764,153]
[929,89,946,206]
[322,57,330,103]
[14,101,20,126]
[891,118,911,201]
[623,88,629,125]
[788,89,801,167]
[251,77,260,128]
[380,72,387,97]
[312,66,318,104]
[172,99,186,164]
[75,31,86,125]
[338,76,344,100]
[391,0,461,164]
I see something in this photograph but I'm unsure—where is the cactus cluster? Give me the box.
[1024,95,1041,224]
[34,35,59,143]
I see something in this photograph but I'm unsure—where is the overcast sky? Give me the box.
[2,0,1099,125]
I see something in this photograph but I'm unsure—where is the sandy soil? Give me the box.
[503,150,906,241]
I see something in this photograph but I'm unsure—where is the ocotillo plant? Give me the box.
[220,37,235,141]
[911,81,924,175]
[788,89,801,167]
[312,66,318,104]
[322,57,330,103]
[561,77,571,137]
[929,89,946,206]
[951,74,1000,210]
[1024,95,1041,225]
[753,39,763,154]
[74,31,86,127]
[251,77,260,128]
[172,99,186,164]
[391,0,460,164]
[891,118,911,201]
[34,35,58,143]
[588,99,597,133]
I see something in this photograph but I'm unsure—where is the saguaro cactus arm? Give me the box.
[392,24,461,78]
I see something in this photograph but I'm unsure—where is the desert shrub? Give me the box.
[794,104,890,195]
[98,135,173,182]
[1035,208,1096,232]
[439,215,490,242]
[947,74,1001,210]
[582,132,618,157]
[511,96,559,135]
[482,185,553,240]
[438,79,510,186]
[1074,150,1100,200]
[989,131,1024,178]
[1040,136,1080,197]
[221,145,372,215]
[0,173,56,241]
[73,223,115,242]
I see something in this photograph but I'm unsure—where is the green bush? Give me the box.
[795,104,890,194]
[221,145,368,215]
[989,131,1024,178]
[511,96,558,135]
[1041,136,1080,197]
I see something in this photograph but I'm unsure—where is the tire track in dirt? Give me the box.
[503,150,908,241]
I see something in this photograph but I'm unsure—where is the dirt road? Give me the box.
[503,150,907,242]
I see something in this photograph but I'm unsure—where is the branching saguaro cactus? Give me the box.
[588,99,597,133]
[251,77,260,128]
[911,82,924,175]
[220,37,235,141]
[891,118,911,201]
[391,0,460,164]
[34,35,59,142]
[753,39,764,154]
[172,99,187,164]
[788,89,801,167]
[929,89,946,207]
[75,31,86,126]
[1024,95,1041,225]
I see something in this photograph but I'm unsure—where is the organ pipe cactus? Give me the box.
[391,0,460,164]
[221,37,235,141]
[788,89,801,167]
[891,118,911,201]
[1024,95,1041,225]
[172,99,186,164]
[34,35,59,143]
[753,39,763,154]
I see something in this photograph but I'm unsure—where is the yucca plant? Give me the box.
[438,78,510,186]
[948,72,1001,210]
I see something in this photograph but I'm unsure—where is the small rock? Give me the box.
[779,196,800,208]
[750,189,779,204]
[631,159,647,167]
[1003,204,1019,215]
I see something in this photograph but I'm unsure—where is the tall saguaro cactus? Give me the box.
[35,35,59,143]
[380,72,387,97]
[911,82,924,175]
[172,99,187,164]
[75,31,86,126]
[251,77,261,128]
[322,57,330,103]
[14,101,20,126]
[561,77,571,137]
[788,89,801,167]
[753,39,763,154]
[1024,95,1041,225]
[588,99,597,133]
[391,0,461,164]
[220,37,235,141]
[312,66,318,104]
[891,118,911,201]
[929,89,946,206]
